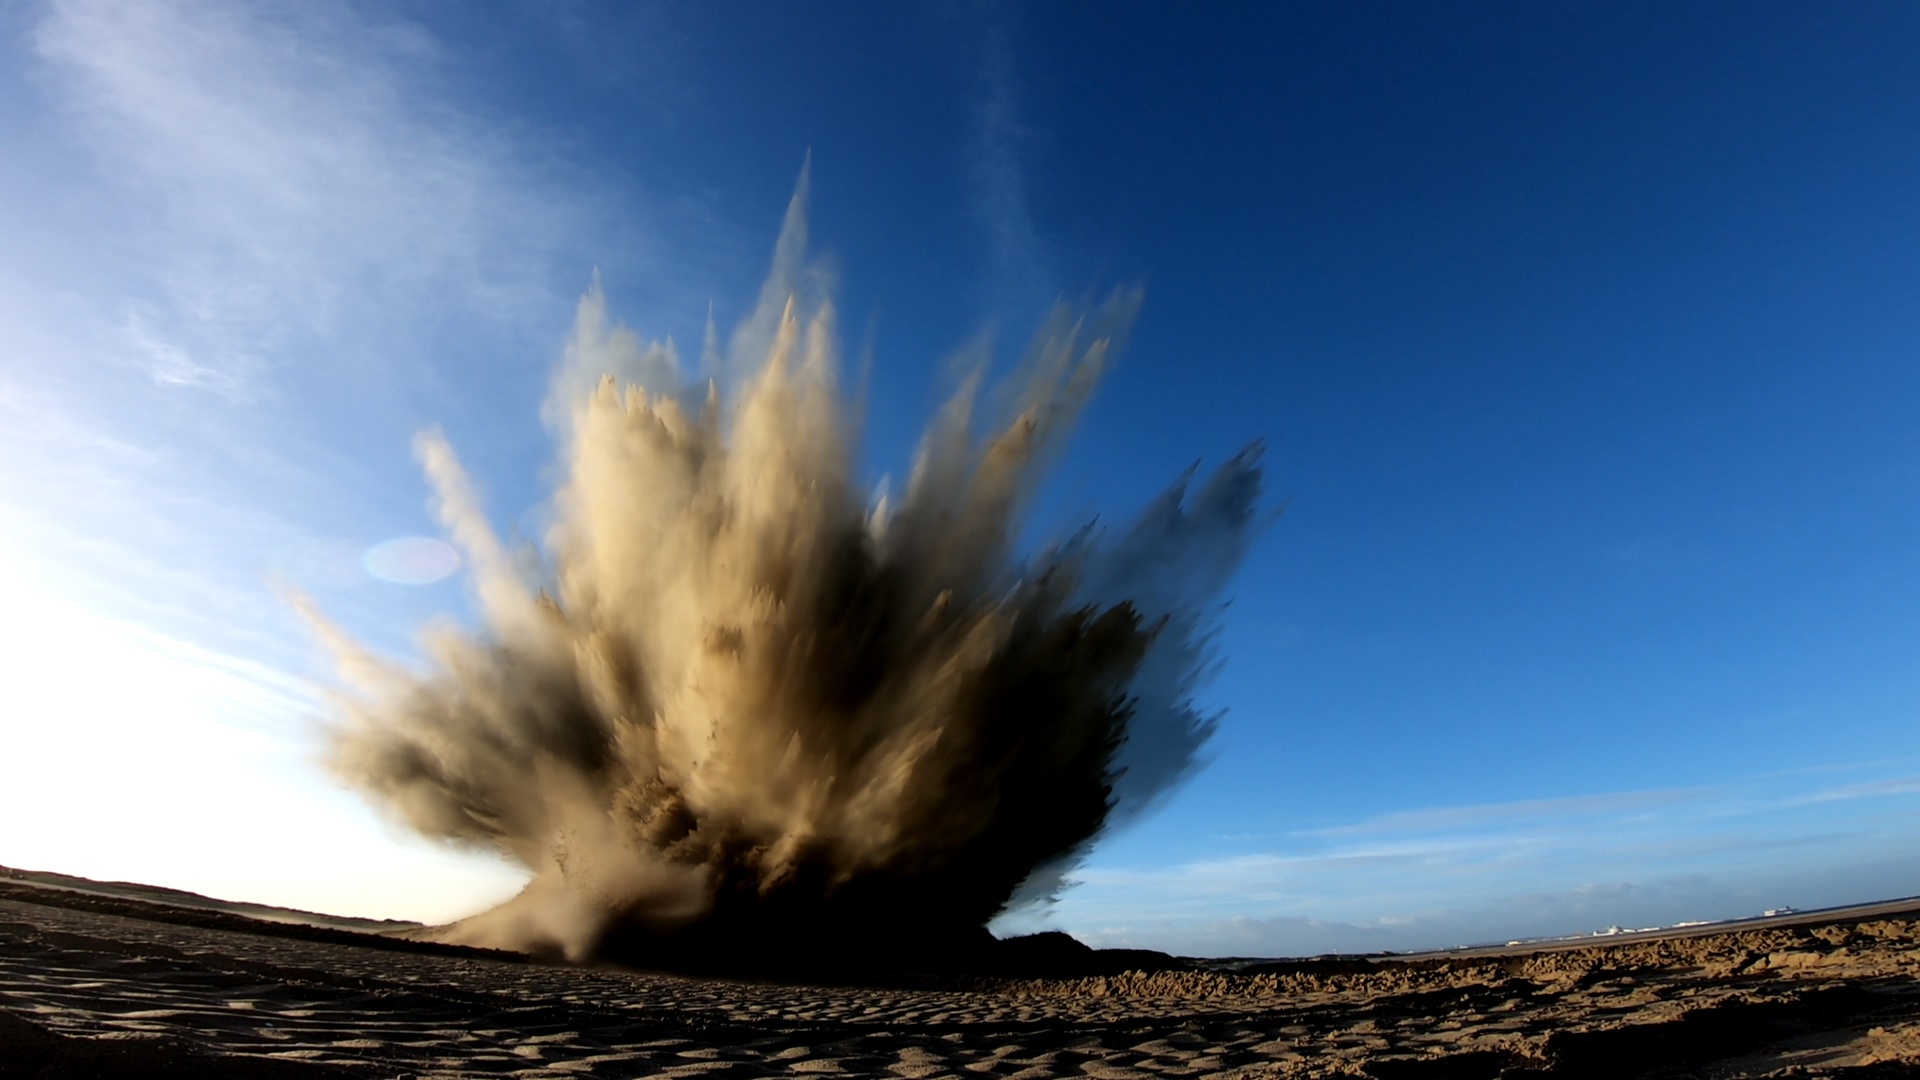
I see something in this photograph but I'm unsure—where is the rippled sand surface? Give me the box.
[6,884,1920,1078]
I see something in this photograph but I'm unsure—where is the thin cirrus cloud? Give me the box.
[28,0,633,400]
[1791,775,1920,806]
[6,0,620,704]
[1043,766,1920,955]
[967,23,1052,320]
[7,0,674,627]
[1298,787,1714,838]
[0,0,691,917]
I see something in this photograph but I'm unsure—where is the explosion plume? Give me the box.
[310,186,1262,970]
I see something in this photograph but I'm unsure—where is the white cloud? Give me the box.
[29,0,610,395]
[1794,775,1920,805]
[1302,787,1711,838]
[0,0,701,919]
[1049,770,1920,956]
[967,18,1053,319]
[6,0,661,642]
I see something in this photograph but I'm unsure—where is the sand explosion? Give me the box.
[309,186,1262,969]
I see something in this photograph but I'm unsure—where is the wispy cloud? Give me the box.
[0,0,702,916]
[1046,768,1920,956]
[1793,774,1920,806]
[30,0,609,397]
[967,17,1052,319]
[1304,787,1712,838]
[6,0,682,641]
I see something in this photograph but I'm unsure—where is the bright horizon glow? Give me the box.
[0,557,525,923]
[4,0,1920,957]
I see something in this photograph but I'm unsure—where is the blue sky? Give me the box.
[3,0,1920,957]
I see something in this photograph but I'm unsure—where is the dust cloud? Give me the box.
[308,184,1263,970]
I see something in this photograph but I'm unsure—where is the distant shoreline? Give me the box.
[9,859,1920,970]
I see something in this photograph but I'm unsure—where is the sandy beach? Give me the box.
[5,873,1920,1077]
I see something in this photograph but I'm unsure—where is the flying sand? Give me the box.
[301,177,1262,974]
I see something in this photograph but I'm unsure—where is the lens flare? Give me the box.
[362,537,463,585]
[303,185,1263,970]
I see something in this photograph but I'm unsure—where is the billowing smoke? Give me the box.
[308,186,1262,969]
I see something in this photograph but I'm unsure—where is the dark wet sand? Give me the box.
[5,876,1920,1078]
